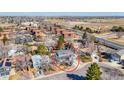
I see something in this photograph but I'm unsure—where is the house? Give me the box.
[30,29,46,41]
[21,22,38,27]
[0,31,10,40]
[34,30,46,37]
[0,67,11,80]
[21,22,32,26]
[110,49,124,64]
[15,34,33,44]
[44,38,56,49]
[8,49,17,57]
[31,55,50,77]
[0,58,12,80]
[16,30,30,35]
[8,49,24,57]
[54,28,80,41]
[31,55,42,68]
[12,55,26,64]
[54,50,77,66]
[31,55,50,68]
[27,46,38,52]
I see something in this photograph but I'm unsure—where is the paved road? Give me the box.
[96,37,124,49]
[37,63,124,80]
[63,25,124,50]
[74,29,124,49]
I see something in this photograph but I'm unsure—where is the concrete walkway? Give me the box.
[32,62,90,80]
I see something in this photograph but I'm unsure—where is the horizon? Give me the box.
[0,12,124,16]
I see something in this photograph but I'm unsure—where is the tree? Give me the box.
[49,26,52,31]
[38,26,41,30]
[111,26,124,38]
[1,34,9,58]
[95,41,102,62]
[37,45,50,55]
[85,27,92,33]
[82,31,88,39]
[56,35,65,50]
[79,26,83,30]
[72,25,76,29]
[118,26,124,31]
[81,31,88,47]
[117,31,123,38]
[2,34,8,46]
[73,25,79,30]
[111,26,119,32]
[117,26,124,38]
[86,63,102,80]
[0,27,3,32]
[88,35,96,53]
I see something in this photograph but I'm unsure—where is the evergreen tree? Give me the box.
[81,31,88,47]
[86,63,102,80]
[79,26,83,30]
[0,27,3,32]
[85,27,92,33]
[73,25,77,29]
[56,35,65,50]
[2,34,8,46]
[111,26,124,38]
[49,26,52,31]
[82,31,87,39]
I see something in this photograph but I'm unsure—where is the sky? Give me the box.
[0,12,124,16]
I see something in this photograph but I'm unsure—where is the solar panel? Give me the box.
[5,62,11,67]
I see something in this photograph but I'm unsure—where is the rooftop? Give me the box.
[56,50,74,58]
[116,49,124,56]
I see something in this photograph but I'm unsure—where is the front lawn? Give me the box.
[80,55,92,63]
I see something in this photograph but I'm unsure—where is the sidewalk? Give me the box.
[32,62,90,80]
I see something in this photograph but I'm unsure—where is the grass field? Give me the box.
[108,37,124,45]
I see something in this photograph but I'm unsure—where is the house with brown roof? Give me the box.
[54,28,80,39]
[0,31,10,40]
[30,29,46,41]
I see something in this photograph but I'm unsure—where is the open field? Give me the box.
[0,23,15,27]
[108,37,124,45]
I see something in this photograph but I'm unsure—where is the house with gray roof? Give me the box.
[31,55,50,77]
[15,35,33,44]
[54,50,77,66]
[111,49,124,63]
[0,58,12,80]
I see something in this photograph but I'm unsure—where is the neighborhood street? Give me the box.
[37,62,124,80]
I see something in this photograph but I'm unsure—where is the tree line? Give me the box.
[110,26,124,38]
[72,25,101,33]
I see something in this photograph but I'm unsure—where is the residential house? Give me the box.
[0,31,10,40]
[0,58,12,80]
[54,50,77,66]
[111,49,124,64]
[8,49,24,57]
[30,29,46,41]
[31,55,50,77]
[15,34,33,44]
[54,28,80,40]
[12,55,26,64]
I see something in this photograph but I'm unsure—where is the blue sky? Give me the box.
[0,12,124,16]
